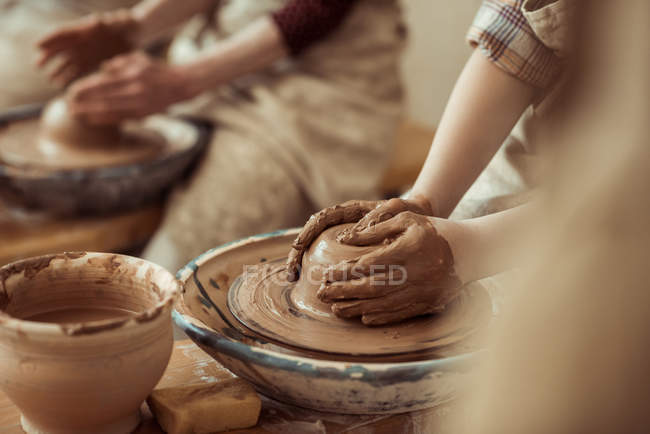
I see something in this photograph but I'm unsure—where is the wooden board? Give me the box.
[380,120,434,194]
[0,340,457,433]
[0,200,162,267]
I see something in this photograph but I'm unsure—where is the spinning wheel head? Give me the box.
[227,225,492,358]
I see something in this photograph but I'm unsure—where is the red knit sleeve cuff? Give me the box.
[271,0,358,56]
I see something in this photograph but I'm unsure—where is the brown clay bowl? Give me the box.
[0,252,180,434]
[0,104,210,215]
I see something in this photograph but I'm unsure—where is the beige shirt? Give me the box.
[453,0,572,218]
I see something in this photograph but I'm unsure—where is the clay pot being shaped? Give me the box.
[291,224,377,315]
[38,97,120,150]
[0,252,180,434]
[33,97,160,170]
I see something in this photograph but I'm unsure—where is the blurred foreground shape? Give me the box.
[455,1,650,432]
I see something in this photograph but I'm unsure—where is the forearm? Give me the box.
[409,50,537,217]
[130,0,214,46]
[138,0,356,99]
[176,16,288,99]
[437,203,536,283]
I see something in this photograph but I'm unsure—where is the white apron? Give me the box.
[145,0,406,269]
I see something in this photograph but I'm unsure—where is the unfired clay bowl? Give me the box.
[0,252,180,434]
[174,229,493,414]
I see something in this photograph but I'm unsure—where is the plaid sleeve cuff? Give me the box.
[466,0,561,89]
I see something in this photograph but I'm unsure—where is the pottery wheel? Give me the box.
[228,225,492,357]
[0,118,167,170]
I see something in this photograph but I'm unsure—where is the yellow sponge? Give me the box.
[147,378,262,434]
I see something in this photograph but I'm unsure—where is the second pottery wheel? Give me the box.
[0,102,210,214]
[0,98,163,170]
[228,225,490,357]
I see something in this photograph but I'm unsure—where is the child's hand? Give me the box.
[317,212,461,325]
[286,200,380,281]
[337,195,434,242]
[286,196,434,282]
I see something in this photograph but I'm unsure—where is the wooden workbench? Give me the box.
[0,200,162,267]
[0,340,455,434]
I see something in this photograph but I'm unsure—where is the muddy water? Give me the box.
[25,307,135,324]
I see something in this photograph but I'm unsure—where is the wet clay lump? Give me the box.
[229,224,490,357]
[0,98,164,169]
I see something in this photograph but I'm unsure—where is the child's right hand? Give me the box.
[338,195,434,241]
[317,212,461,325]
[286,195,434,281]
[37,10,139,85]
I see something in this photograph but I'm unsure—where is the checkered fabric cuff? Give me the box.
[467,0,561,89]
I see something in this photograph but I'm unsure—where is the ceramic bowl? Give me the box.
[0,252,180,434]
[0,104,210,215]
[174,229,491,415]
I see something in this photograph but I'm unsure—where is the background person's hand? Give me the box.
[286,195,434,281]
[37,10,138,85]
[317,212,461,325]
[67,52,191,125]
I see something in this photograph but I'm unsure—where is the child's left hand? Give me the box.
[317,212,462,325]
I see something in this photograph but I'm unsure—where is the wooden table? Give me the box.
[0,340,455,434]
[0,200,162,267]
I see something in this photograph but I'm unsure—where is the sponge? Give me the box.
[147,378,262,434]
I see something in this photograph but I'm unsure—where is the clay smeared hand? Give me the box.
[37,10,138,85]
[317,212,461,325]
[67,52,190,125]
[337,195,434,243]
[286,200,380,282]
[286,196,434,282]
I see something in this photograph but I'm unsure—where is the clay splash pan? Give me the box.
[0,104,210,214]
[227,258,490,358]
[174,229,494,414]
